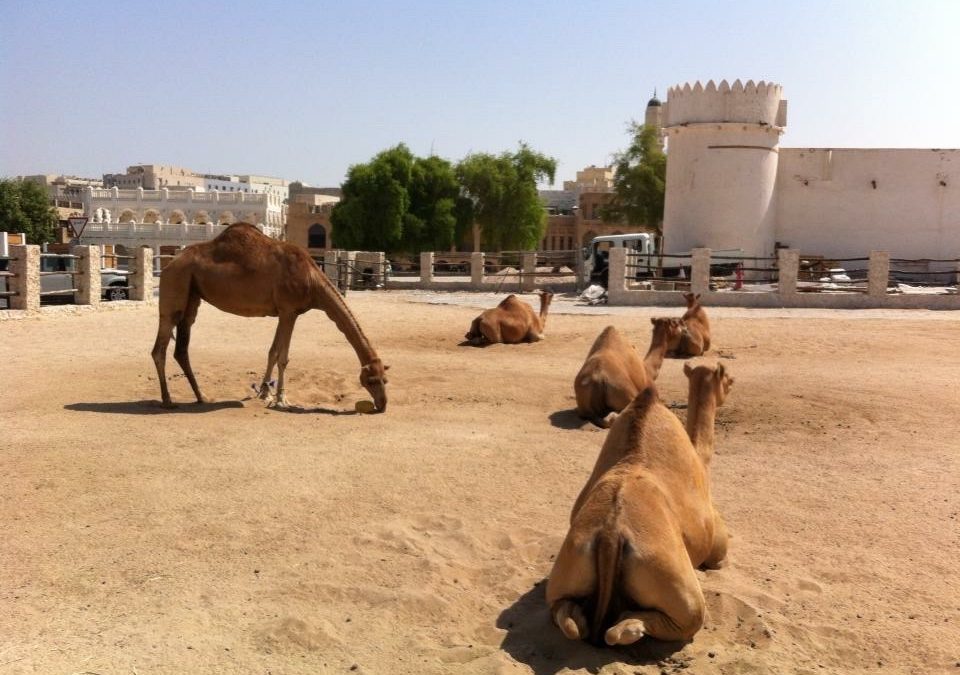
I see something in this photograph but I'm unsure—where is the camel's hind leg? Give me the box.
[172,292,210,404]
[256,319,286,403]
[151,313,178,408]
[606,550,706,644]
[545,533,598,641]
[701,510,729,570]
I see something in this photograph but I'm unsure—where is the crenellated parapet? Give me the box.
[665,79,787,128]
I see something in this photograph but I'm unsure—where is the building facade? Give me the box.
[283,182,342,257]
[661,79,960,261]
[103,164,205,190]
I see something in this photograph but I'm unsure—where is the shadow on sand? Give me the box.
[65,400,245,415]
[496,582,685,675]
[548,408,591,430]
[65,399,362,416]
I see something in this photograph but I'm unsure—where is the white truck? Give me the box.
[582,233,743,287]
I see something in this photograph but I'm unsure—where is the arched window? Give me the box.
[308,224,327,248]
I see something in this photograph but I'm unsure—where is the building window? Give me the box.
[308,224,327,248]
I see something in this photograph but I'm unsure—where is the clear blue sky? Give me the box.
[2,0,959,187]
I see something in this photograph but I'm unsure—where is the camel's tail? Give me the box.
[590,527,623,644]
[538,291,554,327]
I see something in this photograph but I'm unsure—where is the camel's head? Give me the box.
[683,361,734,405]
[360,359,390,412]
[682,292,701,309]
[650,316,685,350]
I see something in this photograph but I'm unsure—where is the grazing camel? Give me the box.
[674,292,711,357]
[150,223,389,411]
[464,291,553,345]
[546,362,734,646]
[574,318,685,427]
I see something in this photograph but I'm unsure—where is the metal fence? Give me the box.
[887,257,959,295]
[797,256,869,294]
[0,254,15,309]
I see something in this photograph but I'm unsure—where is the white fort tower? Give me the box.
[662,79,787,258]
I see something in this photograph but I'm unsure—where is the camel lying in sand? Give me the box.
[464,292,553,345]
[674,292,711,357]
[547,362,733,645]
[574,319,685,427]
[151,223,389,411]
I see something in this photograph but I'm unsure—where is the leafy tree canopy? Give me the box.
[330,145,469,253]
[600,123,666,234]
[456,143,557,251]
[0,178,58,245]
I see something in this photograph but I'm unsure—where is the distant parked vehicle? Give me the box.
[37,257,131,303]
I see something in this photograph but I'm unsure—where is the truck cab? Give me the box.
[583,233,656,286]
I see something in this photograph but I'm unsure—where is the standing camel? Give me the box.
[547,362,733,645]
[150,223,389,411]
[574,318,684,427]
[464,291,553,345]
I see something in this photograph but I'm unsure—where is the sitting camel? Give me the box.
[674,292,711,357]
[574,318,684,427]
[546,362,734,646]
[464,291,553,345]
[150,223,389,411]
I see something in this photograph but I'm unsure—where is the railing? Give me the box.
[0,255,15,309]
[533,250,578,281]
[103,253,134,297]
[624,252,694,287]
[797,256,869,294]
[432,252,472,277]
[711,255,779,293]
[886,257,959,295]
[39,253,81,302]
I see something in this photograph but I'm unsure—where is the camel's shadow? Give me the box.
[548,408,593,430]
[496,581,685,675]
[65,400,245,415]
[64,399,360,416]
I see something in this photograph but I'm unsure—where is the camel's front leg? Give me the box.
[268,314,298,409]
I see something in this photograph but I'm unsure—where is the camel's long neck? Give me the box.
[686,379,719,464]
[643,331,671,380]
[314,276,378,365]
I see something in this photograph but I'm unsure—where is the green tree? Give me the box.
[600,123,666,234]
[0,178,58,244]
[330,145,468,253]
[456,143,557,250]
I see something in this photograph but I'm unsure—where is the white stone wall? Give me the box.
[82,186,284,228]
[775,148,960,259]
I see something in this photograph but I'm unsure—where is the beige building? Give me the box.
[284,183,341,257]
[103,164,205,190]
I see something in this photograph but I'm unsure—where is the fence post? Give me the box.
[691,248,711,295]
[521,251,536,292]
[471,252,484,288]
[868,251,890,297]
[9,244,40,312]
[777,248,799,297]
[342,251,357,290]
[374,251,386,287]
[607,246,628,304]
[420,252,434,284]
[322,249,340,287]
[132,246,153,301]
[75,245,101,306]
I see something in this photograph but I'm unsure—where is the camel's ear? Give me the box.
[683,362,694,377]
[695,293,702,301]
[650,317,657,325]
[384,364,390,371]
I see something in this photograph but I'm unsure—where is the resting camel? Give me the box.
[464,291,553,345]
[546,362,734,646]
[150,223,389,411]
[574,318,685,427]
[674,292,711,357]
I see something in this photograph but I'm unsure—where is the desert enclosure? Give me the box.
[1,291,959,674]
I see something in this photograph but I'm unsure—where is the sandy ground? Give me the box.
[2,291,959,675]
